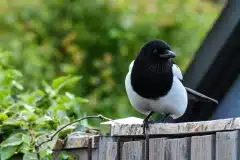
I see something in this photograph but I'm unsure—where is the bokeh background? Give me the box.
[0,0,224,122]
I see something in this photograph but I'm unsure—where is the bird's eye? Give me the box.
[152,49,158,55]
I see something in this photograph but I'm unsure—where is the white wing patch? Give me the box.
[172,64,183,80]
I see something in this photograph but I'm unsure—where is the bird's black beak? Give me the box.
[159,50,176,58]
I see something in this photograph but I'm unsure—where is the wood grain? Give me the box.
[149,138,166,160]
[216,131,239,160]
[122,141,144,160]
[191,135,215,160]
[165,137,190,160]
[106,142,118,160]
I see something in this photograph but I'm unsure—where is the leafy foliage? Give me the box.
[0,51,88,160]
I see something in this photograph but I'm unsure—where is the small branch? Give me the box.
[34,114,112,154]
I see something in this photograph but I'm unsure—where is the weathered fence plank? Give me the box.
[191,135,215,160]
[106,142,118,160]
[149,138,166,160]
[165,137,190,160]
[216,130,239,160]
[98,136,116,160]
[122,141,144,160]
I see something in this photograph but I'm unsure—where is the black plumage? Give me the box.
[131,40,174,99]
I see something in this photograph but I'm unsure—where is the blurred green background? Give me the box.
[0,0,224,122]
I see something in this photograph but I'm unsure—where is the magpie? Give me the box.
[125,39,218,132]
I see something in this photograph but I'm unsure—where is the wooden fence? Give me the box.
[53,117,240,160]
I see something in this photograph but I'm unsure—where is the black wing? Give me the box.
[185,87,218,104]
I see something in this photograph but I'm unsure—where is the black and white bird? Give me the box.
[125,40,218,132]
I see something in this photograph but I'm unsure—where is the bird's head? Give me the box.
[140,40,176,60]
[133,40,176,74]
[130,40,177,99]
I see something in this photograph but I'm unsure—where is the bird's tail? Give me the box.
[185,87,218,104]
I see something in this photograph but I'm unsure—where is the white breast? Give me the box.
[125,61,188,119]
[151,76,188,119]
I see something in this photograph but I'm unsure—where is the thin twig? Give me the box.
[34,114,113,155]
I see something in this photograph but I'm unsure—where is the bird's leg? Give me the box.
[142,111,153,160]
[142,111,154,135]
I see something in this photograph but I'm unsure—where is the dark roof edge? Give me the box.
[183,0,240,89]
[169,0,240,122]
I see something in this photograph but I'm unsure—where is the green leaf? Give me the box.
[58,125,75,138]
[19,143,31,154]
[58,151,77,160]
[0,146,19,160]
[75,97,89,103]
[35,89,46,96]
[0,89,10,100]
[65,76,82,87]
[39,149,53,160]
[21,110,37,122]
[3,118,23,127]
[53,76,81,94]
[0,133,23,147]
[23,152,38,160]
[58,151,70,159]
[52,76,70,90]
[12,80,24,90]
[6,69,23,78]
[0,133,31,156]
[35,115,53,125]
[18,134,32,153]
[42,81,54,95]
[22,134,32,144]
[0,113,8,121]
[65,92,74,99]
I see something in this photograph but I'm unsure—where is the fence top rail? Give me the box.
[105,117,240,136]
[54,117,240,150]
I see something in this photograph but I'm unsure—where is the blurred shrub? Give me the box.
[0,50,89,160]
[0,0,223,121]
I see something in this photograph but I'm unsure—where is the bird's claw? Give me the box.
[141,120,149,129]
